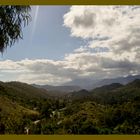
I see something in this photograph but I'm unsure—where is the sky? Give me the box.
[0,6,140,85]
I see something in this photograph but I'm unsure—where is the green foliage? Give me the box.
[0,81,49,109]
[0,95,39,134]
[0,6,31,52]
[0,79,140,134]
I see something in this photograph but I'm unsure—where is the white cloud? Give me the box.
[1,6,140,85]
[63,6,140,55]
[64,6,140,39]
[63,6,140,78]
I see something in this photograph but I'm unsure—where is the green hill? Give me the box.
[0,79,140,134]
[55,80,140,134]
[0,95,39,134]
[5,81,49,99]
[0,81,50,134]
[0,81,50,109]
[68,79,140,105]
[90,79,140,105]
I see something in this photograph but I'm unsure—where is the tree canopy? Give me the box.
[0,6,31,52]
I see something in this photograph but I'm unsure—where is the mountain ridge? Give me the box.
[63,74,140,90]
[32,84,81,94]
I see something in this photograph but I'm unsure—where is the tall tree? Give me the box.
[0,6,31,52]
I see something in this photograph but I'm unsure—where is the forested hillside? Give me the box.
[0,80,140,134]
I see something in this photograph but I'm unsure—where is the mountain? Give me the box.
[126,79,140,88]
[0,81,50,109]
[0,79,139,134]
[91,83,123,92]
[92,75,140,89]
[90,79,140,105]
[0,82,44,134]
[68,79,140,104]
[32,84,81,95]
[53,79,140,134]
[67,83,123,100]
[4,81,49,98]
[63,75,140,90]
[63,78,99,89]
[68,89,90,99]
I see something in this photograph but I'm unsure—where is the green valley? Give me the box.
[0,79,140,134]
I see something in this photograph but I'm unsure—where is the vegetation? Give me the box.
[0,6,139,135]
[0,6,31,52]
[0,79,140,134]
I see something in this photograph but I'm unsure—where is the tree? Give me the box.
[0,6,31,52]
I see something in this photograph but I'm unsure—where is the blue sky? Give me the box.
[0,6,140,85]
[1,6,84,61]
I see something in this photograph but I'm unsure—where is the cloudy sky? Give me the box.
[0,6,140,85]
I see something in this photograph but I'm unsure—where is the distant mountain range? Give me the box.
[30,75,140,97]
[68,79,140,103]
[1,74,139,99]
[32,84,81,96]
[63,74,140,90]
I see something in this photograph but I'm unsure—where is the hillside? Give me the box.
[67,79,140,105]
[0,81,53,134]
[5,81,49,99]
[92,83,123,93]
[67,89,90,99]
[0,95,39,134]
[0,81,50,109]
[0,79,140,134]
[53,79,140,134]
[90,79,140,105]
[0,96,38,115]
